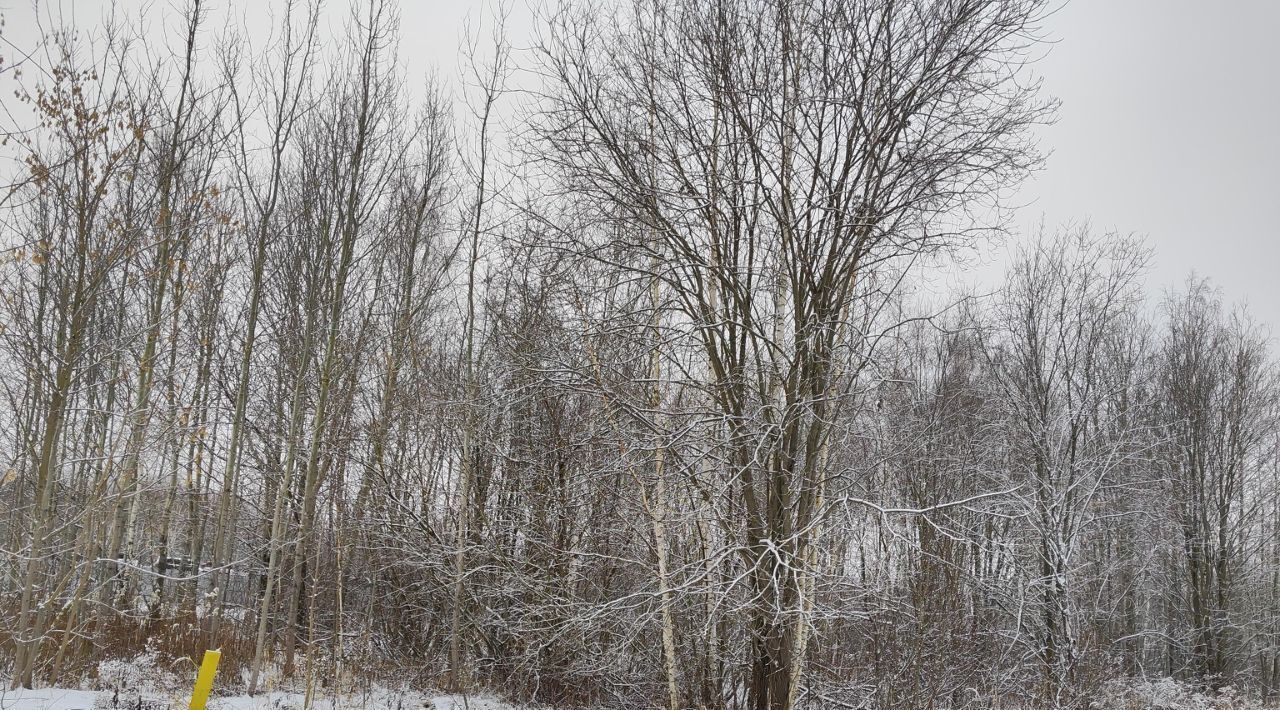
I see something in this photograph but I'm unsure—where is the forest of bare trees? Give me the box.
[0,1,1277,708]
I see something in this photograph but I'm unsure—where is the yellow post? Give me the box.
[188,649,221,710]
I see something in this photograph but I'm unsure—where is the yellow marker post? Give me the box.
[188,649,221,710]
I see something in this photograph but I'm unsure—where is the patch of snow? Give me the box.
[1090,677,1262,709]
[0,687,531,710]
[207,690,525,710]
[0,687,101,710]
[428,695,526,710]
[95,649,189,695]
[208,689,420,710]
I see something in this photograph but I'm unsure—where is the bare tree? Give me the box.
[1157,279,1278,688]
[534,0,1052,705]
[2,23,152,685]
[987,227,1151,703]
[2,2,1279,708]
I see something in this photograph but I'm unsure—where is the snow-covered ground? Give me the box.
[0,687,523,710]
[3,669,1263,710]
[1089,677,1264,709]
[0,688,99,710]
[0,649,534,710]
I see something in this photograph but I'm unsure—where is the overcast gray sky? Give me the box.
[1012,0,1280,330]
[4,0,1278,329]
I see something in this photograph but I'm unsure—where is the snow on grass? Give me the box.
[425,696,528,710]
[204,689,521,710]
[1090,678,1262,709]
[3,651,534,709]
[0,687,101,710]
[0,687,528,710]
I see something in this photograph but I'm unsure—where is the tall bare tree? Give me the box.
[535,0,1052,705]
